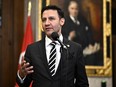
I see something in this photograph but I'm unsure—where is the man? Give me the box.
[16,5,89,87]
[62,0,101,65]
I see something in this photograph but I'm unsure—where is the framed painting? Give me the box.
[37,0,112,76]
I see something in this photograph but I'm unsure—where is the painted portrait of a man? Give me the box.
[49,0,103,66]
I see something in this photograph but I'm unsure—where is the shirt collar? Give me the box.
[70,15,76,22]
[45,34,63,47]
[70,15,80,25]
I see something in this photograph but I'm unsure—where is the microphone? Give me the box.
[51,32,69,87]
[51,32,67,49]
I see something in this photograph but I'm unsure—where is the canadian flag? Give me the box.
[15,16,34,87]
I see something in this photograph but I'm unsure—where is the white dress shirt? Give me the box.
[45,34,63,73]
[70,15,80,25]
[18,34,63,83]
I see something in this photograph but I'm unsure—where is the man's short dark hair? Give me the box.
[68,0,78,7]
[41,5,64,18]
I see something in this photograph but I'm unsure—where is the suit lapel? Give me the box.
[55,38,70,76]
[38,39,52,79]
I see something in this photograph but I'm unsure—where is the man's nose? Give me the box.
[45,19,50,25]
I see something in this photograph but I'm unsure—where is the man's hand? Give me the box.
[19,60,34,79]
[83,43,100,56]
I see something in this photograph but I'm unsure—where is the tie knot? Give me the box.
[50,42,56,46]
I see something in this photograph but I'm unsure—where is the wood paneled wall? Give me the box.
[0,0,24,86]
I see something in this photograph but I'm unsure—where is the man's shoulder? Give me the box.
[64,38,82,50]
[70,40,82,48]
[27,39,44,49]
[66,39,83,55]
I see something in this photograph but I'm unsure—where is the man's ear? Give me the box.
[60,18,65,26]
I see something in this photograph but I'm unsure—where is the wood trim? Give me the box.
[13,0,24,74]
[13,0,24,86]
[1,0,14,86]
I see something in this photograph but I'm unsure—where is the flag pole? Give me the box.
[28,1,31,16]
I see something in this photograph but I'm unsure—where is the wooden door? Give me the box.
[0,0,24,86]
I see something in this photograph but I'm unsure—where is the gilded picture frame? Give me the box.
[37,0,112,76]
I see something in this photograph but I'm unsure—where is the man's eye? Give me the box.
[42,18,46,22]
[49,17,55,20]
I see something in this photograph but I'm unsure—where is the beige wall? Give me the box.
[88,77,112,87]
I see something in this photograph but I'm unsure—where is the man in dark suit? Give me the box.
[16,5,89,87]
[62,0,101,65]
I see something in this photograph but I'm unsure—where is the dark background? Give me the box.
[112,0,116,87]
[0,0,2,27]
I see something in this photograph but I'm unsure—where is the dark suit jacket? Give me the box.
[16,38,89,87]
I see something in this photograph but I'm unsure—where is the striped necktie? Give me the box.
[48,42,56,76]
